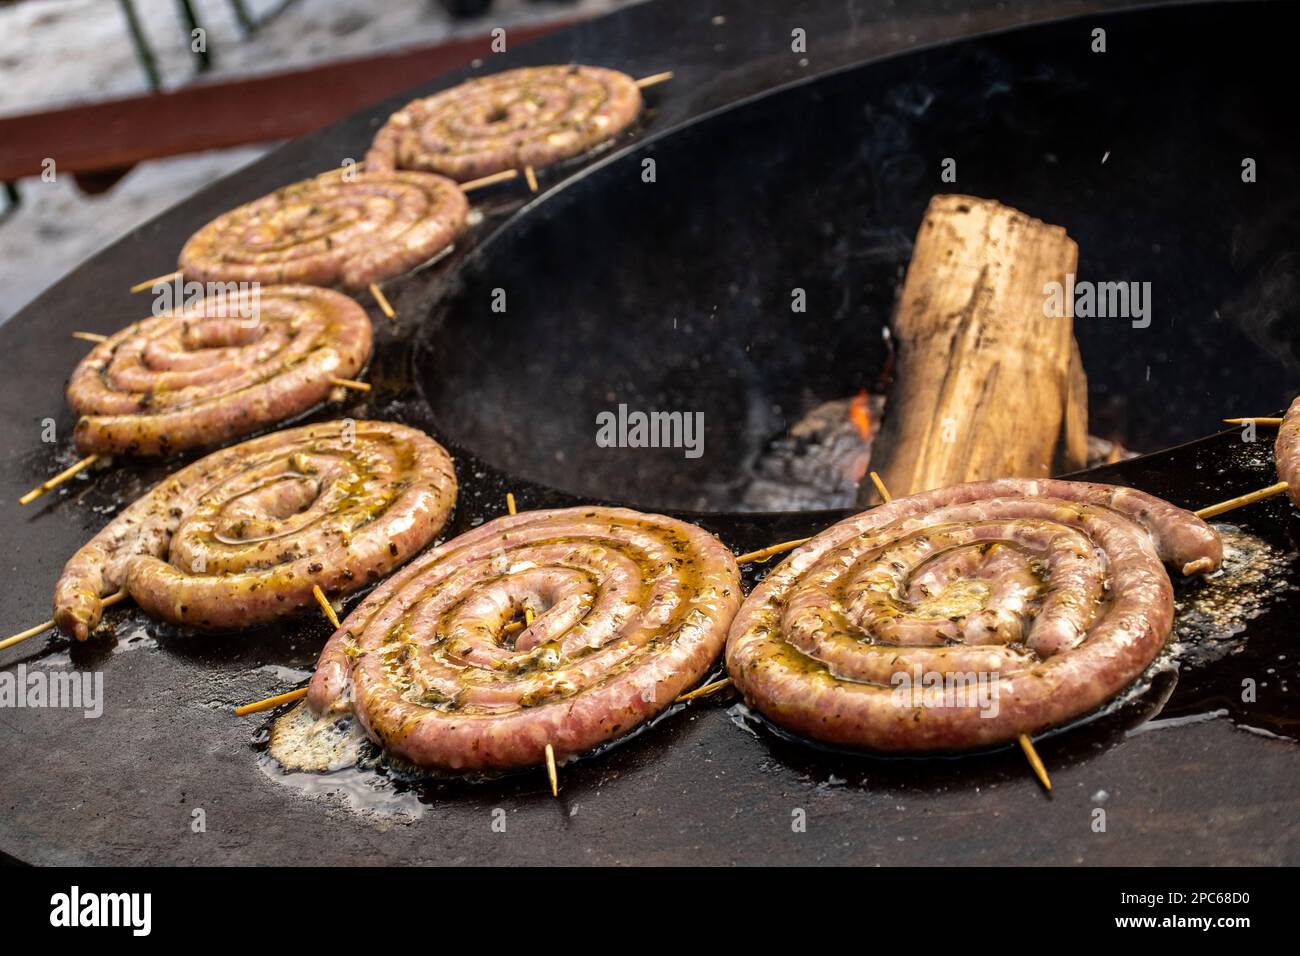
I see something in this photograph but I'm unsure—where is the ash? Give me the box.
[741,394,883,511]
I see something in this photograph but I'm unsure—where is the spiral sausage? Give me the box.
[365,65,642,181]
[726,479,1222,753]
[1274,395,1300,506]
[68,285,371,457]
[53,420,456,640]
[306,507,740,771]
[178,168,468,290]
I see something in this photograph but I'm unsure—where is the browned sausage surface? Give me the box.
[726,479,1222,753]
[178,168,467,290]
[365,65,642,181]
[306,507,740,772]
[1275,395,1300,506]
[53,420,456,640]
[68,285,371,457]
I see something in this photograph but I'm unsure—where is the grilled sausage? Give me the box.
[1275,395,1300,506]
[68,285,371,457]
[53,420,456,640]
[178,168,467,290]
[365,65,642,181]
[726,478,1222,753]
[306,507,740,771]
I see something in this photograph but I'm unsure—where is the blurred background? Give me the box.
[0,0,638,325]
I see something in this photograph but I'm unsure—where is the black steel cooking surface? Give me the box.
[419,4,1300,510]
[1,1,1298,866]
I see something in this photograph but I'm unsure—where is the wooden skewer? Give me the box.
[312,584,341,630]
[329,377,371,392]
[1194,480,1290,519]
[1199,414,1292,517]
[1018,734,1052,792]
[460,169,519,192]
[869,470,893,503]
[636,70,674,89]
[732,473,894,566]
[1223,417,1281,426]
[369,283,396,320]
[510,488,552,796]
[675,677,732,703]
[504,603,536,637]
[72,331,108,343]
[100,589,130,610]
[130,270,181,293]
[1,589,129,652]
[19,454,100,506]
[733,537,811,565]
[234,687,308,716]
[0,619,61,652]
[544,742,558,797]
[523,165,539,194]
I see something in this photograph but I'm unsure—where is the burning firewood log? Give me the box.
[858,194,1087,505]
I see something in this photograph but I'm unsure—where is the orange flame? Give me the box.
[848,390,872,441]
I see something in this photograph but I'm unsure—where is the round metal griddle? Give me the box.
[1,0,1297,865]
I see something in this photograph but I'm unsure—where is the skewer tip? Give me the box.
[1222,417,1281,426]
[460,168,519,192]
[234,686,308,717]
[0,619,56,652]
[674,677,732,703]
[869,470,893,503]
[1018,733,1052,792]
[1194,480,1290,520]
[19,453,100,506]
[329,377,371,393]
[544,742,558,797]
[506,492,517,516]
[312,584,341,630]
[130,270,182,294]
[733,537,812,566]
[369,283,396,320]
[635,70,674,89]
[523,165,539,194]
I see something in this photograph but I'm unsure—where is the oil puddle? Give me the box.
[253,683,703,816]
[37,618,159,670]
[1170,524,1294,666]
[1160,523,1298,740]
[253,702,424,821]
[267,701,365,772]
